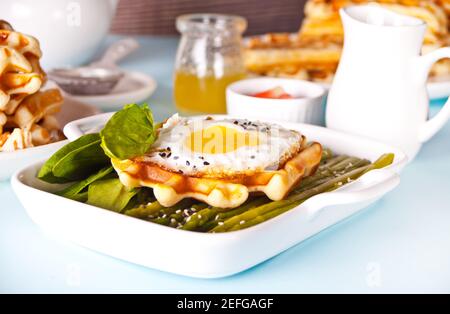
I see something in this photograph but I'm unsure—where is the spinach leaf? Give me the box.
[38,133,110,183]
[100,104,156,160]
[87,178,139,212]
[70,191,89,203]
[56,166,115,201]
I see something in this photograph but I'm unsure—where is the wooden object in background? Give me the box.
[111,0,307,35]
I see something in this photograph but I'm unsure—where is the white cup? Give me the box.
[226,77,326,125]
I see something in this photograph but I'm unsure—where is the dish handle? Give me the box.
[305,169,400,220]
[63,112,115,141]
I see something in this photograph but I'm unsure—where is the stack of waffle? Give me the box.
[0,21,64,152]
[244,0,450,82]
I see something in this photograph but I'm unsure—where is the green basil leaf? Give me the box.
[100,103,156,160]
[38,133,110,183]
[87,178,139,212]
[56,166,115,201]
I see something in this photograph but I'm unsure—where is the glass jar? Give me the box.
[174,14,247,115]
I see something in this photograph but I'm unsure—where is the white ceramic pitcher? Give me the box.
[326,5,450,160]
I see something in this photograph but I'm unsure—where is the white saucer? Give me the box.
[61,71,157,111]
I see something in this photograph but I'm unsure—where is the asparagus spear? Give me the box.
[198,157,368,232]
[195,197,270,232]
[232,154,394,232]
[124,201,164,219]
[228,203,298,231]
[320,148,333,162]
[181,207,219,230]
[210,154,394,232]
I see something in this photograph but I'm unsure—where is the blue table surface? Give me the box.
[1,35,450,293]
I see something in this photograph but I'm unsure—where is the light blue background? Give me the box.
[1,36,449,293]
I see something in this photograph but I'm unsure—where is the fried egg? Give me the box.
[133,115,304,178]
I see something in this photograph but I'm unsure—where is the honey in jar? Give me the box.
[174,14,247,115]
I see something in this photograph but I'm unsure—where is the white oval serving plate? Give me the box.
[0,97,100,181]
[61,71,157,111]
[11,117,407,278]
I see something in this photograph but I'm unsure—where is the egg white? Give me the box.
[137,115,304,178]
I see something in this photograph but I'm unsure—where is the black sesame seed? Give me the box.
[233,120,238,125]
[186,160,190,166]
[159,152,166,157]
[203,161,210,165]
[167,152,172,158]
[167,147,171,151]
[251,155,255,159]
[199,156,204,160]
[173,156,179,160]
[178,170,184,174]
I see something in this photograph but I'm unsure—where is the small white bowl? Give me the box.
[226,77,326,125]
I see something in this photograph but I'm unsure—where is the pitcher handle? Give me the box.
[417,47,450,143]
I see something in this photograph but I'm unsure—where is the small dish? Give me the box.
[226,77,326,125]
[12,116,407,278]
[60,71,157,110]
[0,97,100,181]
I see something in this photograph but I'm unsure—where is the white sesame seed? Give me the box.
[218,221,224,226]
[162,214,167,218]
[240,220,246,225]
[175,209,181,214]
[170,218,177,224]
[198,214,202,219]
[186,216,192,222]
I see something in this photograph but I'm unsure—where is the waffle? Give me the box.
[437,0,450,32]
[245,33,341,82]
[301,0,448,44]
[12,89,63,129]
[112,142,323,209]
[0,21,64,152]
[0,127,32,151]
[245,0,450,82]
[0,27,46,112]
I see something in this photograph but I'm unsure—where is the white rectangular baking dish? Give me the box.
[11,114,408,278]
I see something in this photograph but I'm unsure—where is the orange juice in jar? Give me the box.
[174,14,247,115]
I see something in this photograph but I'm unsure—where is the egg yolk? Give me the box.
[186,125,259,154]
